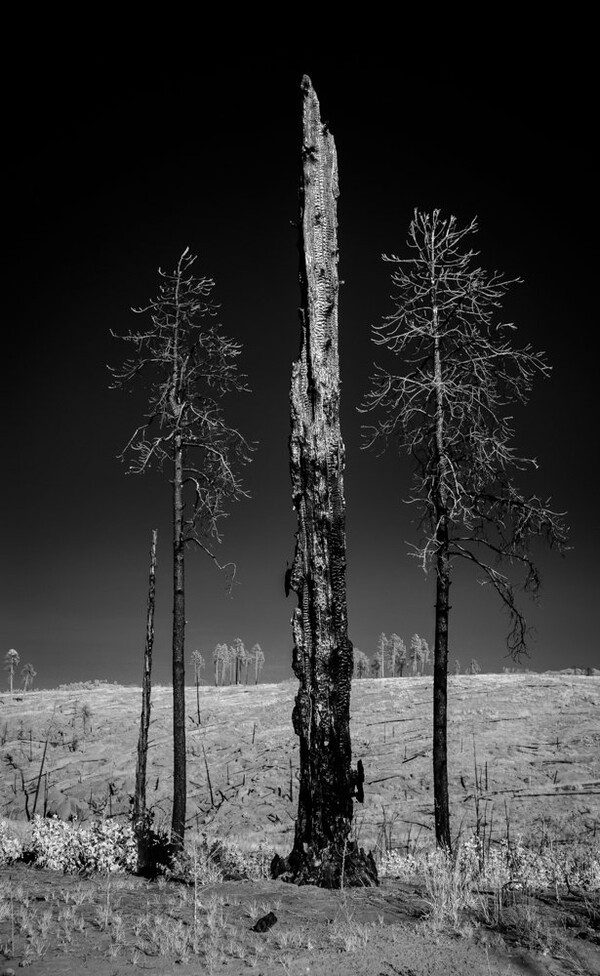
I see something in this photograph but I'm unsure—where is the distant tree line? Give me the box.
[353,633,431,679]
[208,640,265,686]
[453,658,482,675]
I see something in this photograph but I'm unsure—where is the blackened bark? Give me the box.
[433,516,452,851]
[134,529,157,827]
[272,76,377,888]
[134,529,157,874]
[171,434,186,850]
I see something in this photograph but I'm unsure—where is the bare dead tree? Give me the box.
[271,76,377,888]
[21,663,37,692]
[361,210,568,850]
[191,649,205,723]
[133,528,157,873]
[252,644,264,684]
[111,250,252,852]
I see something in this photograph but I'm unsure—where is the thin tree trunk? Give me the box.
[431,223,452,852]
[195,672,201,725]
[271,76,376,889]
[171,434,186,851]
[134,529,157,837]
[433,522,452,851]
[133,529,157,875]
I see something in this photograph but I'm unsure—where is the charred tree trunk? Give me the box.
[433,516,452,851]
[271,76,377,888]
[432,269,452,853]
[134,528,157,873]
[195,671,201,725]
[171,433,186,851]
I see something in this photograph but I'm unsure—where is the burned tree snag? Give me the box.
[133,528,157,874]
[271,76,377,888]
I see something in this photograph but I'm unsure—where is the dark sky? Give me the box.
[3,39,597,687]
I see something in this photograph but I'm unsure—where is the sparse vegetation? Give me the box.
[0,676,598,973]
[0,815,598,974]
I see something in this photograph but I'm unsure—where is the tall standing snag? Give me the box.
[271,76,377,888]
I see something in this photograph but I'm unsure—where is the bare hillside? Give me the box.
[1,674,598,852]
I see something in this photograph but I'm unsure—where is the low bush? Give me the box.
[381,833,600,894]
[0,819,23,864]
[29,815,137,874]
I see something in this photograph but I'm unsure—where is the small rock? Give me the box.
[251,911,277,933]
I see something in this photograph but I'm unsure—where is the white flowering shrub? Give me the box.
[0,821,23,864]
[380,834,600,893]
[29,816,137,874]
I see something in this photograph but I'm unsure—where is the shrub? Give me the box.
[29,815,136,874]
[380,834,600,894]
[0,820,23,864]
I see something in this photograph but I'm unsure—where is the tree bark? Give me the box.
[134,529,157,872]
[431,234,452,852]
[433,521,452,851]
[171,434,186,850]
[271,76,377,888]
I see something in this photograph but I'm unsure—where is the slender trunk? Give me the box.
[134,529,157,874]
[271,77,376,888]
[195,673,201,725]
[171,434,186,850]
[431,228,452,852]
[433,522,452,851]
[134,529,157,828]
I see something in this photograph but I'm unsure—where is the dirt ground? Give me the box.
[2,861,598,975]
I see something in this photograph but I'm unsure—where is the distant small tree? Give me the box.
[81,703,93,737]
[377,633,388,678]
[469,658,482,675]
[353,649,370,678]
[213,643,228,686]
[454,659,461,675]
[21,662,37,692]
[388,633,406,676]
[5,649,20,695]
[191,650,205,723]
[252,644,265,684]
[420,638,431,674]
[231,638,246,685]
[370,655,381,678]
[409,634,425,675]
